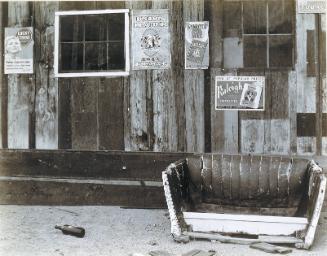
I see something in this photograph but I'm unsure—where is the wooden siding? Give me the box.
[0,1,326,156]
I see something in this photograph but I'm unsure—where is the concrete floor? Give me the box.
[0,205,326,256]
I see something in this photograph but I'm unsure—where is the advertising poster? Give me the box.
[215,76,265,110]
[185,21,209,69]
[132,9,170,70]
[4,27,34,74]
[297,0,326,13]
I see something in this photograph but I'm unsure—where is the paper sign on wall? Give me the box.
[185,21,209,69]
[215,76,265,110]
[132,9,170,70]
[297,0,326,13]
[4,27,34,74]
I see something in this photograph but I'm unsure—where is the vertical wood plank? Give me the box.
[7,2,34,149]
[295,9,316,155]
[322,14,327,156]
[71,78,98,150]
[183,0,205,153]
[98,78,124,150]
[124,1,152,151]
[289,71,297,154]
[0,2,4,148]
[208,0,225,153]
[150,0,179,152]
[267,71,290,155]
[34,1,59,149]
[58,79,71,149]
[1,0,7,148]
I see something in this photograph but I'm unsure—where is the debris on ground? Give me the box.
[147,240,158,246]
[54,224,85,238]
[149,250,174,256]
[182,249,216,256]
[249,242,292,254]
[173,234,190,243]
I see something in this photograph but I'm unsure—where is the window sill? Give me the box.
[54,71,130,78]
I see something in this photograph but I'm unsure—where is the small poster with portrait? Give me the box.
[185,21,209,69]
[132,9,170,70]
[4,27,34,74]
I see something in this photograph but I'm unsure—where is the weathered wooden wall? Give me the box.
[0,0,326,156]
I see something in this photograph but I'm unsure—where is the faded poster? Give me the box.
[215,76,265,110]
[297,0,326,13]
[4,27,34,74]
[132,9,170,70]
[185,21,209,69]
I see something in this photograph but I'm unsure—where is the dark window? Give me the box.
[224,0,295,68]
[59,13,125,73]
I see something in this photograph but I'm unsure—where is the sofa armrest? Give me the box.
[162,159,188,238]
[297,161,326,249]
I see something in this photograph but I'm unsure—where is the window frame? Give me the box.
[54,9,130,78]
[223,0,295,70]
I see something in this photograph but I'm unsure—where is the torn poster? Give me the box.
[185,21,209,69]
[132,9,170,70]
[215,76,265,110]
[4,27,34,74]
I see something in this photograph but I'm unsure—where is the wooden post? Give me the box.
[7,2,34,149]
[34,1,59,149]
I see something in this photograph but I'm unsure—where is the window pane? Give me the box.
[244,36,267,67]
[85,15,107,41]
[269,35,293,67]
[85,43,107,70]
[108,13,125,41]
[269,0,294,34]
[223,2,241,37]
[243,1,267,34]
[60,16,83,42]
[108,41,125,70]
[60,43,84,72]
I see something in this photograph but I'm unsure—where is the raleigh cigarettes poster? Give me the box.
[4,27,34,74]
[132,9,170,70]
[185,21,209,69]
[215,76,265,110]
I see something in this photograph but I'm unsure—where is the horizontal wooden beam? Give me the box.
[0,150,190,181]
[0,178,165,207]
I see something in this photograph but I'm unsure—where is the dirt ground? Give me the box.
[0,206,326,256]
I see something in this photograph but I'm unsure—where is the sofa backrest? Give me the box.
[186,154,309,208]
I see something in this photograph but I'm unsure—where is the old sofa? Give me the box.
[162,154,326,249]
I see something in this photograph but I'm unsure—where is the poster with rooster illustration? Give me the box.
[132,9,170,70]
